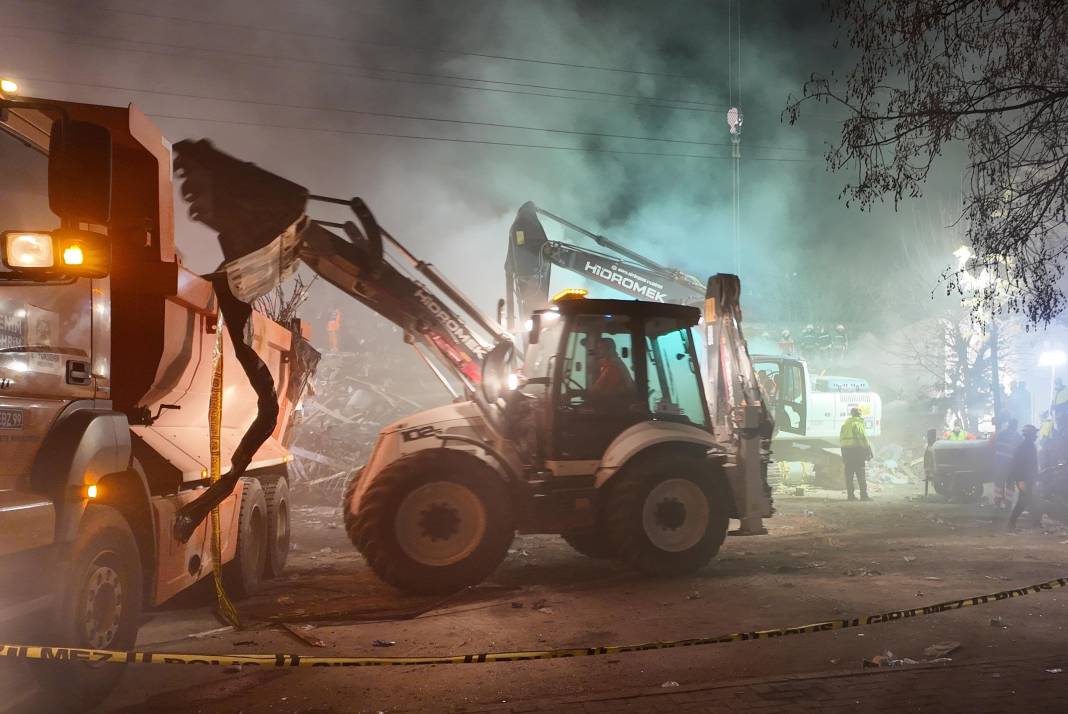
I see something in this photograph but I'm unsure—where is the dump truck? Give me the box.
[0,86,315,708]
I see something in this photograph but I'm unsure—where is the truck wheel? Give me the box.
[223,477,268,599]
[262,475,291,578]
[606,454,729,576]
[350,449,514,594]
[561,528,616,559]
[30,504,143,711]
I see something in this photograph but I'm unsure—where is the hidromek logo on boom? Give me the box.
[583,261,667,302]
[414,288,487,358]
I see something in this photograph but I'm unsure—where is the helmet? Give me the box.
[781,329,791,339]
[836,324,846,332]
[850,407,862,418]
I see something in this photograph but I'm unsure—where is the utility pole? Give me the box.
[727,0,742,278]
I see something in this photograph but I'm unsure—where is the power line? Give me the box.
[12,0,703,81]
[147,110,821,162]
[19,75,814,153]
[0,25,722,114]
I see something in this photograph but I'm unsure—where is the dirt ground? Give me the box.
[8,482,1068,713]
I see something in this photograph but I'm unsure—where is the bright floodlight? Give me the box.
[0,78,17,95]
[727,107,743,135]
[953,245,973,268]
[1039,350,1067,368]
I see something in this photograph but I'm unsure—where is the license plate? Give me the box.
[0,408,24,429]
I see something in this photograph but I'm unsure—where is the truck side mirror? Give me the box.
[48,120,112,225]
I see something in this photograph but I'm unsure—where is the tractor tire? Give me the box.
[561,528,616,559]
[30,504,143,711]
[223,477,268,599]
[606,453,729,577]
[341,467,364,536]
[262,474,291,578]
[349,449,514,594]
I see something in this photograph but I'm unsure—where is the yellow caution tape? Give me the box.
[209,316,241,629]
[3,576,1065,668]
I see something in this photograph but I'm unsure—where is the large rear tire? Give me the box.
[262,474,291,578]
[30,504,143,711]
[348,449,514,594]
[561,528,616,559]
[223,477,268,599]
[606,453,729,576]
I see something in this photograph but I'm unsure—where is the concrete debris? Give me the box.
[372,639,397,648]
[1046,668,1064,674]
[685,591,703,600]
[923,641,961,658]
[287,351,434,505]
[660,681,680,688]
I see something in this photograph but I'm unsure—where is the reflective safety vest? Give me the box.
[945,429,970,441]
[1040,419,1054,439]
[1055,388,1068,408]
[839,416,869,448]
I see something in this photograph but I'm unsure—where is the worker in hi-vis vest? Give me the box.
[839,407,872,501]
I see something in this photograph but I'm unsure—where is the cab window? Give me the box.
[645,317,707,427]
[559,314,637,406]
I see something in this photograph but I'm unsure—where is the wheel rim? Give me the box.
[641,478,710,553]
[394,482,487,567]
[82,557,123,649]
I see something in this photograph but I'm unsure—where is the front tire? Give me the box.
[223,477,268,599]
[262,474,291,578]
[606,453,729,576]
[30,504,143,711]
[349,449,514,594]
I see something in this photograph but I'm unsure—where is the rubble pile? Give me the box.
[287,345,439,505]
[866,443,924,487]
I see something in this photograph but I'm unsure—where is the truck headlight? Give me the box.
[2,232,54,268]
[1,229,110,277]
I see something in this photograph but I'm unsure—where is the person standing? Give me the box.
[993,419,1022,509]
[839,407,872,501]
[1009,424,1040,530]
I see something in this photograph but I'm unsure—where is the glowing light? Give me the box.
[552,287,588,302]
[0,79,18,95]
[62,244,84,265]
[506,373,520,391]
[4,232,53,268]
[524,319,534,332]
[86,484,98,499]
[953,245,973,268]
[1039,350,1067,368]
[200,468,208,478]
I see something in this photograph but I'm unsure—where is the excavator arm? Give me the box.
[173,139,503,393]
[505,201,703,331]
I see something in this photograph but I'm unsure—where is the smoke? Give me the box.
[0,0,1007,404]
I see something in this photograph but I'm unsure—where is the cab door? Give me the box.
[751,356,807,436]
[550,313,645,460]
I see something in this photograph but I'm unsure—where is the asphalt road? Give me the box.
[6,483,1068,713]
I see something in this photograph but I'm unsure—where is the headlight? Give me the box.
[2,232,54,268]
[1,229,111,278]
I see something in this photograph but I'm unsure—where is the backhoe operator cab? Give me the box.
[344,295,737,594]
